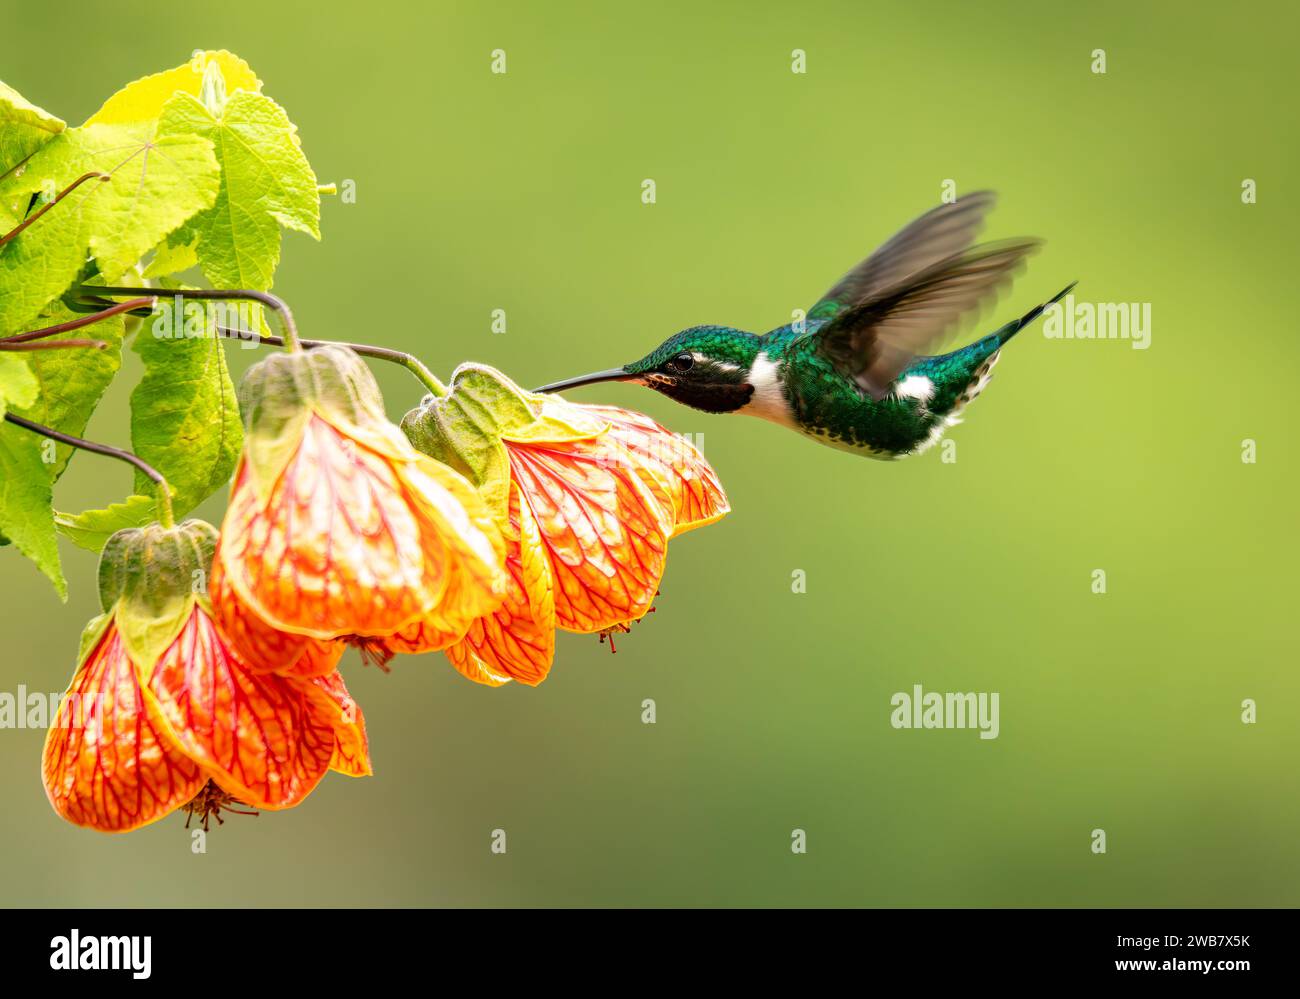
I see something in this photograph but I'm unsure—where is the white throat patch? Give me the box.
[739,351,795,427]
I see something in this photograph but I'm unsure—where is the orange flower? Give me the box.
[402,365,729,686]
[42,520,368,833]
[209,544,343,677]
[215,345,505,657]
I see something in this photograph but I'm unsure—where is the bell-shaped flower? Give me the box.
[42,520,369,833]
[216,345,506,653]
[401,364,729,686]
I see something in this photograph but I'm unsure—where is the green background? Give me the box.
[2,0,1296,907]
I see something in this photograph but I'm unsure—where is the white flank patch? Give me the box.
[741,351,796,427]
[894,374,935,404]
[911,350,1001,455]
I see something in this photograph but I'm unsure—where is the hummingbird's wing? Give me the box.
[808,190,998,322]
[810,238,1040,400]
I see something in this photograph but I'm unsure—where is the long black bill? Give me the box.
[532,368,633,394]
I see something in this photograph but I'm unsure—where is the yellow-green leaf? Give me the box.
[84,50,262,126]
[11,304,125,479]
[157,90,319,290]
[0,80,65,232]
[0,352,38,418]
[0,420,65,598]
[130,298,242,518]
[0,122,219,330]
[55,494,157,552]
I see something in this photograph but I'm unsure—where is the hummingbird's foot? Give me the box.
[183,780,259,832]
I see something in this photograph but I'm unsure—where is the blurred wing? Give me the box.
[808,190,998,321]
[813,238,1041,399]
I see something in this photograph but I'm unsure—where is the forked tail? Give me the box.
[996,281,1078,345]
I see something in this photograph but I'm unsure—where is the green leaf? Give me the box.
[157,90,319,290]
[0,80,65,168]
[0,122,219,331]
[0,81,65,231]
[85,51,262,126]
[0,352,38,417]
[130,300,242,518]
[55,494,157,552]
[142,232,198,278]
[0,420,65,598]
[10,304,124,479]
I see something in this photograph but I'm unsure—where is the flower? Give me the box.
[209,543,344,677]
[401,364,729,686]
[214,345,506,661]
[42,520,368,833]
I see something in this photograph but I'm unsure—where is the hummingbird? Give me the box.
[536,191,1074,459]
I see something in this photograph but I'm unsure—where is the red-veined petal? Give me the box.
[307,671,372,778]
[221,416,448,639]
[42,621,205,833]
[445,483,555,685]
[507,434,670,633]
[582,405,730,535]
[144,607,335,810]
[210,548,344,678]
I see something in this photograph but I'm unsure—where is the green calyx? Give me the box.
[97,518,217,671]
[238,344,389,497]
[401,363,607,524]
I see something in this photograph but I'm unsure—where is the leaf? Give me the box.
[130,300,242,518]
[158,90,319,290]
[84,51,262,126]
[0,420,65,598]
[0,80,65,170]
[0,122,219,331]
[55,494,157,552]
[142,232,198,278]
[0,81,65,232]
[0,352,38,417]
[10,304,125,479]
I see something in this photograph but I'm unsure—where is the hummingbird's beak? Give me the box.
[532,368,634,394]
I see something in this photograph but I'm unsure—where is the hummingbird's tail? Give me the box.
[994,281,1077,345]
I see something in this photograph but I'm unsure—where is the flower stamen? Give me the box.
[348,638,395,672]
[596,591,661,654]
[183,780,260,832]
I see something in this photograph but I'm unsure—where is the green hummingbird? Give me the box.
[536,191,1074,459]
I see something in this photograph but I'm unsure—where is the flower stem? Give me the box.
[0,338,107,352]
[3,413,174,528]
[214,325,448,397]
[0,172,110,248]
[83,286,302,352]
[0,297,155,345]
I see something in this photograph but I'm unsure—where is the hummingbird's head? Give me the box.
[534,326,761,414]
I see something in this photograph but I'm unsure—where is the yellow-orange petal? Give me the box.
[402,453,507,630]
[221,415,447,639]
[445,483,555,685]
[307,671,372,778]
[507,434,671,633]
[42,621,205,833]
[582,405,730,535]
[143,606,335,811]
[210,547,344,678]
[353,617,461,668]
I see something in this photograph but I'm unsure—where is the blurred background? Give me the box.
[1,0,1297,906]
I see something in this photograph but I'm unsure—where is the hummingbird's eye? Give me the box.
[669,353,695,373]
